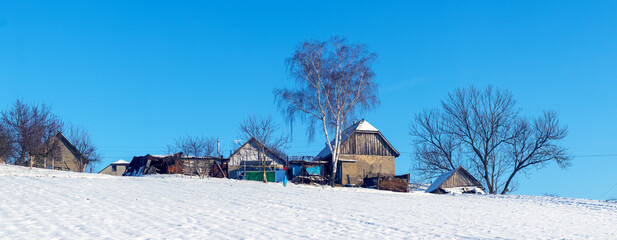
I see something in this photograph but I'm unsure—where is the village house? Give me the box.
[425,166,485,194]
[39,132,85,172]
[228,137,286,181]
[313,119,400,186]
[98,159,130,176]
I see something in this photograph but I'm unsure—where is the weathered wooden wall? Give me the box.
[339,132,397,156]
[229,141,284,166]
[441,171,479,188]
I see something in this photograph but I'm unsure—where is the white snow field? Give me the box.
[0,164,616,239]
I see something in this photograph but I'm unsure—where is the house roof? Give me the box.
[49,132,84,160]
[425,166,483,193]
[314,119,400,160]
[112,159,130,164]
[229,137,285,162]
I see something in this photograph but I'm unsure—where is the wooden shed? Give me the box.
[425,167,485,194]
[313,119,400,186]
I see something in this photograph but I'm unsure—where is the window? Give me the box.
[112,165,117,172]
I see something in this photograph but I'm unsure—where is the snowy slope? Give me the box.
[0,164,615,239]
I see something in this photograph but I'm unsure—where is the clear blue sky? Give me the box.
[1,1,616,200]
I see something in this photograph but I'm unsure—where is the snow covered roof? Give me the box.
[314,119,398,160]
[425,167,484,194]
[425,169,457,193]
[112,159,130,164]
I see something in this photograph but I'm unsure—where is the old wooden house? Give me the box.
[228,137,286,180]
[98,159,130,176]
[425,166,485,194]
[39,132,85,172]
[313,119,400,186]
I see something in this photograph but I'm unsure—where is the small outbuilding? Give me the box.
[425,167,485,194]
[99,159,130,176]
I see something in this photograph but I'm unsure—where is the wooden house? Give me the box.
[98,159,130,176]
[313,119,400,186]
[425,166,485,194]
[40,132,85,172]
[228,137,286,179]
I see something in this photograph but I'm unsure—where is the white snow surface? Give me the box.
[1,164,616,239]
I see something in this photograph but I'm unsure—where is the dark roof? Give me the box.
[314,119,400,160]
[229,137,285,162]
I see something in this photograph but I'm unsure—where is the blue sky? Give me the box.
[1,1,616,200]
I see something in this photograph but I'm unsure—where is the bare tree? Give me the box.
[167,135,217,178]
[167,135,217,157]
[66,124,102,172]
[238,114,288,157]
[275,36,379,186]
[410,86,571,194]
[409,109,462,181]
[238,114,289,183]
[500,111,570,194]
[0,123,12,163]
[1,100,63,168]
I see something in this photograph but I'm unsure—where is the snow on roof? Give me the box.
[112,159,129,164]
[356,120,378,131]
[425,168,457,193]
[314,119,379,159]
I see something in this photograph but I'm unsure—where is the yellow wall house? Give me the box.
[314,120,400,186]
[40,132,85,172]
[99,159,130,176]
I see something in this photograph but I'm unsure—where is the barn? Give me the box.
[425,167,485,194]
[313,119,400,186]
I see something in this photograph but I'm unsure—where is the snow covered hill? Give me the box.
[0,164,615,239]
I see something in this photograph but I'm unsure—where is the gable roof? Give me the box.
[229,137,285,162]
[314,119,400,160]
[425,166,483,193]
[48,132,84,160]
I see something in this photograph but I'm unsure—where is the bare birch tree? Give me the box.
[410,86,571,194]
[66,124,102,172]
[275,36,379,186]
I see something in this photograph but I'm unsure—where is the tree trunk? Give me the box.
[501,168,520,194]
